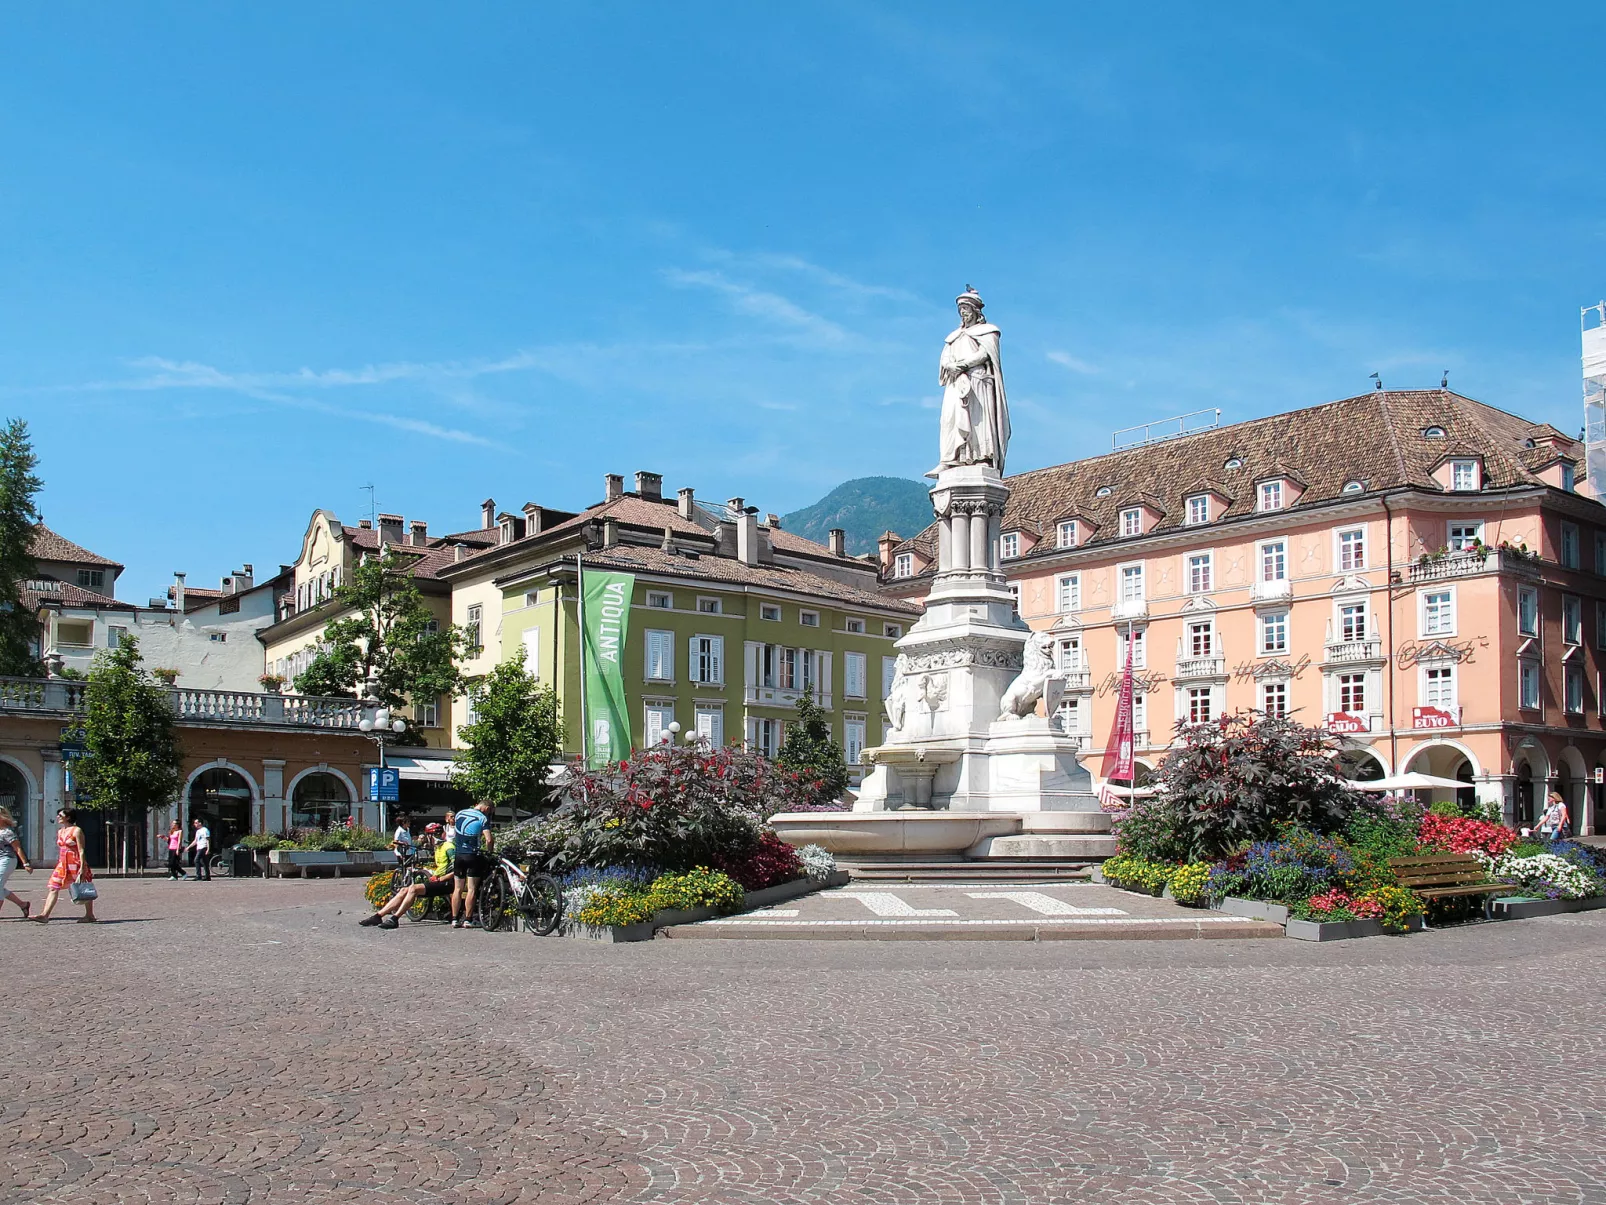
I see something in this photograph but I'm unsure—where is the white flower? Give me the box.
[1489,852,1596,900]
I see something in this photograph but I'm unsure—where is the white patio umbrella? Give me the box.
[1344,772,1469,792]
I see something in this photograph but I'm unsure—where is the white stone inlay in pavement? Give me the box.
[965,891,1126,917]
[755,909,799,917]
[702,915,1253,927]
[838,891,959,918]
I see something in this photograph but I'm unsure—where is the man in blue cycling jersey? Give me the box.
[450,799,494,929]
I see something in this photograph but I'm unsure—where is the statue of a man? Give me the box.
[938,287,1011,472]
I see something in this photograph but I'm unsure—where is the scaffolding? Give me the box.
[1586,303,1606,496]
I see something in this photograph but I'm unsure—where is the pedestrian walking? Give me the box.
[32,807,96,923]
[185,816,212,881]
[0,804,34,918]
[449,800,493,930]
[165,819,185,880]
[1539,791,1571,840]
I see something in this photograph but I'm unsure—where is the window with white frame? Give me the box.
[1338,673,1367,714]
[1120,508,1142,537]
[1187,621,1214,657]
[843,718,866,766]
[1057,634,1083,670]
[1562,522,1580,568]
[465,604,483,650]
[645,703,675,747]
[646,591,673,609]
[1260,681,1288,718]
[1007,582,1020,614]
[882,656,898,697]
[1564,594,1582,645]
[1338,527,1366,571]
[694,705,724,747]
[1120,564,1144,601]
[76,568,105,591]
[1187,687,1213,725]
[524,591,540,609]
[1421,589,1455,636]
[1260,610,1289,654]
[894,552,914,578]
[208,631,227,643]
[884,623,902,638]
[844,651,867,698]
[1056,573,1080,613]
[1447,522,1483,552]
[1054,695,1080,734]
[1119,626,1147,669]
[1423,665,1455,710]
[1132,692,1147,733]
[1566,665,1585,714]
[645,630,674,681]
[1185,495,1209,526]
[845,617,866,634]
[1563,463,1577,492]
[464,682,483,727]
[800,610,819,627]
[691,635,723,684]
[1260,540,1287,582]
[416,699,440,728]
[1518,587,1539,636]
[1000,532,1020,559]
[760,603,781,622]
[108,625,128,648]
[1450,459,1478,491]
[1339,601,1368,643]
[747,716,781,759]
[697,597,722,614]
[1520,662,1541,710]
[1056,521,1079,548]
[1186,552,1213,594]
[1258,480,1284,512]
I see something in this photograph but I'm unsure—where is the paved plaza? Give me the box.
[6,876,1604,1205]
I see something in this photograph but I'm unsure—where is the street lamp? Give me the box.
[358,669,406,832]
[658,721,682,746]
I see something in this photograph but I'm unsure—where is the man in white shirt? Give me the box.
[185,817,212,881]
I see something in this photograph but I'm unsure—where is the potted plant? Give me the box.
[258,673,286,693]
[151,667,180,686]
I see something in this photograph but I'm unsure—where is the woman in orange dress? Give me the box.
[34,807,96,923]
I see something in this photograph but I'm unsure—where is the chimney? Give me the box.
[635,471,663,502]
[377,513,404,547]
[737,508,760,566]
[828,528,846,557]
[523,502,544,536]
[602,518,619,547]
[173,572,186,613]
[877,531,902,574]
[481,498,496,529]
[765,513,780,527]
[358,519,373,530]
[454,544,466,563]
[726,496,744,519]
[661,525,674,551]
[678,487,696,521]
[604,473,624,502]
[243,563,253,576]
[409,520,428,547]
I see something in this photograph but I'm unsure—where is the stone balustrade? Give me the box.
[0,676,365,730]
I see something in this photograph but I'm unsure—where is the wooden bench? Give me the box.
[1389,852,1516,916]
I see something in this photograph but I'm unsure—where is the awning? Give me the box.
[385,756,457,784]
[1345,772,1468,792]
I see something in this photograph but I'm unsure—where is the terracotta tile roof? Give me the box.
[434,528,500,547]
[575,545,921,614]
[28,525,121,569]
[767,526,848,559]
[537,495,718,542]
[894,389,1586,564]
[23,579,133,611]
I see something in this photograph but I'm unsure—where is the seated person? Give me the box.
[361,838,454,929]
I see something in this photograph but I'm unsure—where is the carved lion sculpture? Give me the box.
[997,631,1057,720]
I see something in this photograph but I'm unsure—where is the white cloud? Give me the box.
[1046,349,1101,375]
[662,268,851,343]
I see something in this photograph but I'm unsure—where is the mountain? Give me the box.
[782,477,933,556]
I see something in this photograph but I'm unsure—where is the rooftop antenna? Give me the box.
[360,483,376,525]
[1369,372,1383,391]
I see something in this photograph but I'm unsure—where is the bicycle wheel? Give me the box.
[211,853,233,879]
[406,886,432,921]
[477,871,509,931]
[521,873,564,936]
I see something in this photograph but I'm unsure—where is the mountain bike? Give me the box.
[475,855,563,935]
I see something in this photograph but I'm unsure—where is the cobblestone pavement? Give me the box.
[5,876,1605,1204]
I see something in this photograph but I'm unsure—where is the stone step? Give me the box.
[661,918,1284,941]
[843,860,1094,883]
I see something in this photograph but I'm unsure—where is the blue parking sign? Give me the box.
[367,767,400,802]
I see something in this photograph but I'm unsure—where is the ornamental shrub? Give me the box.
[364,869,399,908]
[715,830,804,890]
[1166,862,1212,905]
[1101,853,1171,894]
[647,867,744,912]
[774,688,850,809]
[797,844,838,881]
[575,887,658,928]
[1417,813,1517,857]
[1360,885,1424,931]
[1151,711,1366,861]
[1208,832,1357,903]
[1112,791,1192,864]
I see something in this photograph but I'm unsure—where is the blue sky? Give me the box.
[3,4,1603,603]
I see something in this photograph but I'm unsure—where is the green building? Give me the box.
[441,472,921,774]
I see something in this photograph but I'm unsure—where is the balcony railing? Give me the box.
[1111,597,1148,621]
[1174,653,1226,679]
[1251,577,1292,603]
[1324,638,1384,664]
[0,676,366,730]
[1407,548,1542,584]
[744,685,832,711]
[1055,667,1091,691]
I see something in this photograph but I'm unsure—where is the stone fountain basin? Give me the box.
[769,811,1022,857]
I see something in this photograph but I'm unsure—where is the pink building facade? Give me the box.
[884,390,1606,832]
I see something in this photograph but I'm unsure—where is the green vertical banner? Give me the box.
[581,568,635,768]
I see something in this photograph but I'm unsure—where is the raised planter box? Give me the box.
[566,871,851,943]
[1284,916,1422,942]
[1218,897,1290,925]
[1490,895,1606,921]
[266,849,397,878]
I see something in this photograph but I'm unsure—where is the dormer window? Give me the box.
[1424,426,1447,440]
[1450,460,1479,491]
[1185,495,1209,526]
[1343,480,1364,494]
[1258,481,1284,512]
[1056,521,1078,548]
[1224,456,1243,470]
[1563,463,1577,493]
[894,552,914,578]
[1120,508,1142,537]
[1096,485,1113,498]
[1000,532,1020,559]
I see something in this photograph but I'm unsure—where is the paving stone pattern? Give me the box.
[5,877,1604,1204]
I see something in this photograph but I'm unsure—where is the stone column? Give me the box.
[262,759,286,835]
[949,507,971,571]
[969,502,990,571]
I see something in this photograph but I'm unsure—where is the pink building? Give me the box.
[883,390,1606,833]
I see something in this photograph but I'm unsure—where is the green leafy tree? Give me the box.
[76,635,184,818]
[775,687,849,807]
[0,418,43,676]
[293,550,466,729]
[451,660,563,813]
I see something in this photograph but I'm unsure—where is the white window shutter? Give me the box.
[744,640,760,687]
[710,636,724,684]
[821,652,833,697]
[645,706,664,747]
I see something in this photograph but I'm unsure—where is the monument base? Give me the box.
[769,807,1116,861]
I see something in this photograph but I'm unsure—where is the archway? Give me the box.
[1337,747,1387,784]
[291,772,354,829]
[188,767,254,849]
[0,758,29,851]
[1511,752,1543,829]
[1403,741,1480,811]
[1557,747,1588,833]
[1131,760,1156,790]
